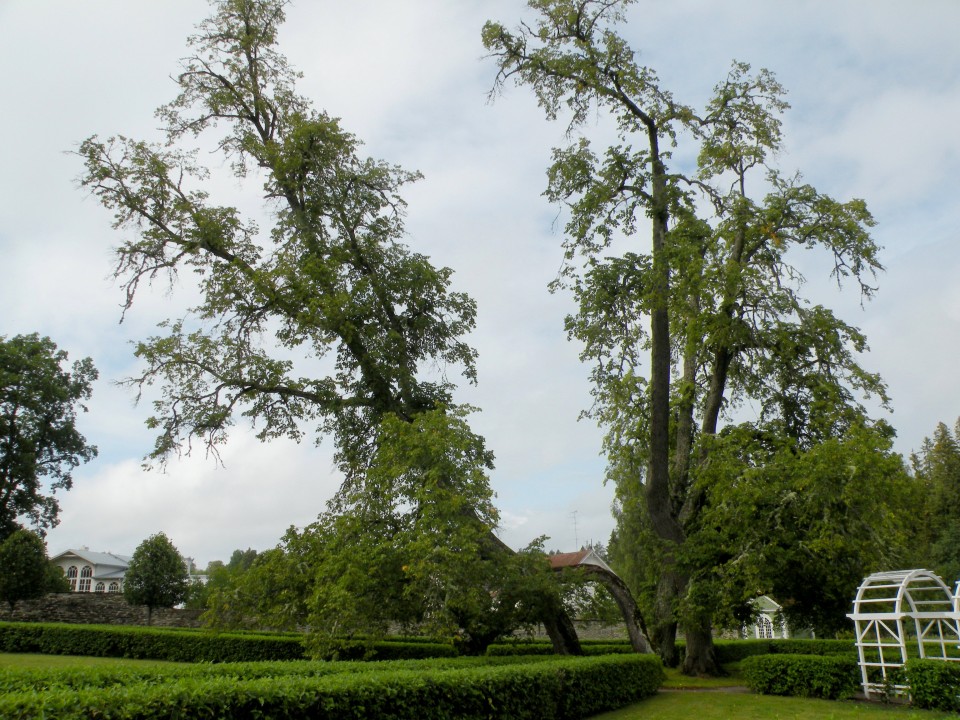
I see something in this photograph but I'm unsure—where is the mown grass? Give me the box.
[592,692,956,720]
[0,653,184,669]
[661,661,746,689]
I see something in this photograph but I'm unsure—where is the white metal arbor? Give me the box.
[847,569,960,698]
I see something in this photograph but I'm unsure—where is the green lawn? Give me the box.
[592,692,956,720]
[661,661,747,689]
[0,653,184,669]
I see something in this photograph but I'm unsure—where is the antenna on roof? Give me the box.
[571,510,579,549]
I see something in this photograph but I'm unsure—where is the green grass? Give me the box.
[592,692,956,720]
[661,661,746,689]
[0,653,184,669]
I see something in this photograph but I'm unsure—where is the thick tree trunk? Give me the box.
[682,621,721,676]
[541,596,583,655]
[481,527,581,654]
[652,567,681,667]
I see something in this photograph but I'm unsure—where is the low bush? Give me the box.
[711,638,853,664]
[0,655,561,695]
[0,653,663,720]
[0,622,456,663]
[905,658,960,712]
[486,641,632,656]
[741,653,859,700]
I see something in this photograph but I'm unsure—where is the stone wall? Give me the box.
[0,593,203,628]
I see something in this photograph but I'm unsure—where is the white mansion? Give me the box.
[50,547,131,593]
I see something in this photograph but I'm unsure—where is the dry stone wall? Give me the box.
[0,593,203,628]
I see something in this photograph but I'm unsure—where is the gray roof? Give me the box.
[51,548,131,568]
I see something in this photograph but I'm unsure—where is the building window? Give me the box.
[108,582,119,593]
[66,565,78,591]
[79,565,93,592]
[95,583,105,593]
[756,615,774,639]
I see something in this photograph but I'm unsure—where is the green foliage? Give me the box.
[78,0,566,649]
[0,529,51,609]
[123,533,189,617]
[905,659,960,712]
[741,653,860,699]
[910,419,960,581]
[690,423,915,635]
[486,0,888,671]
[0,333,97,539]
[0,622,461,664]
[0,653,663,720]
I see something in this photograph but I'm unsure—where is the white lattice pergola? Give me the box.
[847,569,960,699]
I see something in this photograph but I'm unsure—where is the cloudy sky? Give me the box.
[1,0,958,568]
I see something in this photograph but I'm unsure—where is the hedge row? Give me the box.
[0,654,664,720]
[741,653,860,700]
[0,655,562,695]
[905,659,960,712]
[485,637,852,662]
[486,642,633,657]
[0,622,456,663]
[710,638,853,664]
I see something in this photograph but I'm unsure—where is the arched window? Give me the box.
[756,615,774,639]
[95,582,105,593]
[66,565,78,591]
[79,565,93,592]
[108,582,119,593]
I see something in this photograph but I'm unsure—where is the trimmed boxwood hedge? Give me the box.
[905,659,960,712]
[741,653,860,700]
[0,653,664,720]
[0,622,456,663]
[486,637,853,662]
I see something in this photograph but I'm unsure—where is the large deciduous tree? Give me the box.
[79,0,578,652]
[485,0,887,672]
[0,333,98,540]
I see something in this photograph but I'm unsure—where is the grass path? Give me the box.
[0,653,183,669]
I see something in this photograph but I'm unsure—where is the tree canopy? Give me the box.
[0,333,98,540]
[485,0,889,671]
[124,532,189,621]
[0,528,58,610]
[79,0,577,651]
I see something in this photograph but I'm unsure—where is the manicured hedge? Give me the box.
[741,653,860,700]
[905,659,960,712]
[0,622,456,663]
[0,655,562,695]
[0,653,664,720]
[487,642,633,656]
[711,638,854,664]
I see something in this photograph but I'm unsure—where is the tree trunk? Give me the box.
[481,526,581,654]
[540,593,583,654]
[652,566,681,667]
[581,565,652,653]
[682,621,721,676]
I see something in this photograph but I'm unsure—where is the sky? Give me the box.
[1,0,958,568]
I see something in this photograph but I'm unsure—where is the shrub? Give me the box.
[712,638,853,664]
[905,659,960,712]
[0,653,663,720]
[0,622,456,663]
[741,653,859,700]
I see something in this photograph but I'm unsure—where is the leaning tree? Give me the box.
[79,0,579,652]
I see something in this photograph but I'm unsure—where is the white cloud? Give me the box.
[4,0,960,566]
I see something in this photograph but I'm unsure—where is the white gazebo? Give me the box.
[847,569,960,699]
